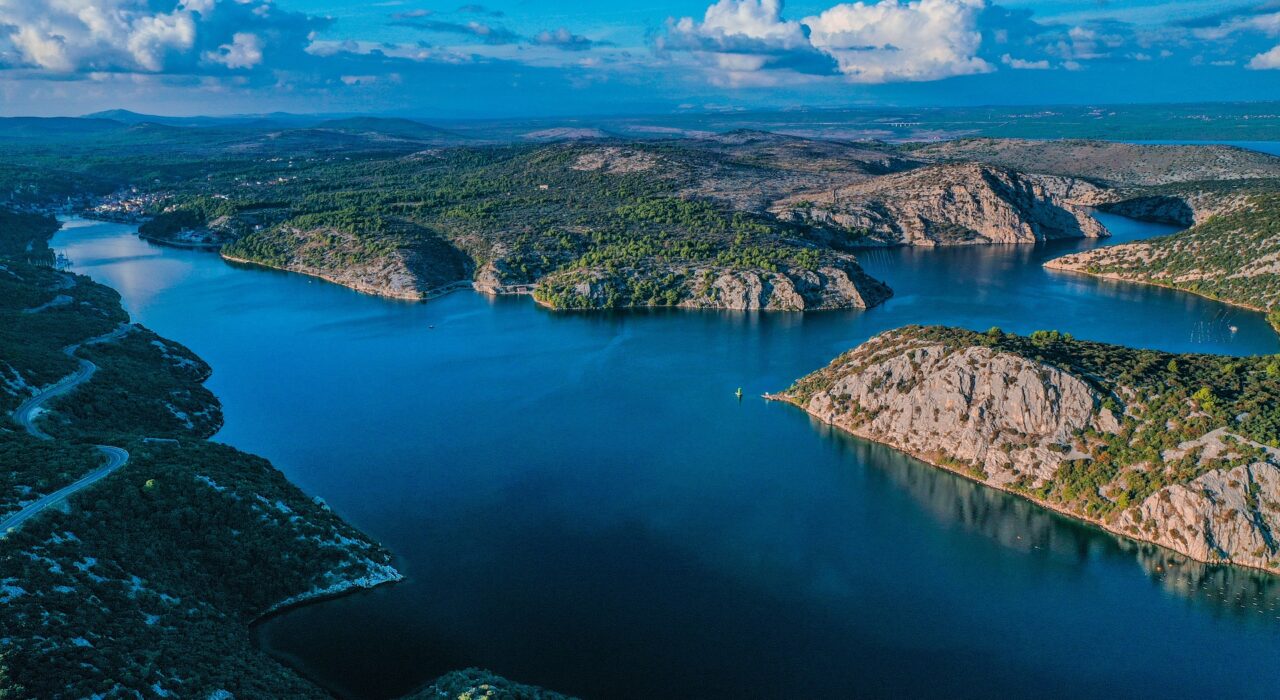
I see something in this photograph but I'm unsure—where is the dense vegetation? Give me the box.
[0,121,902,307]
[0,264,127,414]
[0,214,399,697]
[1053,194,1280,328]
[207,142,854,307]
[0,438,397,698]
[0,209,59,264]
[0,210,563,698]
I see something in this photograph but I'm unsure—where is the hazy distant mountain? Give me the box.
[81,109,234,127]
[313,117,462,141]
[81,109,340,128]
[0,116,130,140]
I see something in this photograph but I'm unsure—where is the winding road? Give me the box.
[3,324,134,536]
[0,446,128,533]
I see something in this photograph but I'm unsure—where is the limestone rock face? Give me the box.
[779,329,1280,572]
[535,254,892,311]
[1116,430,1280,570]
[773,163,1109,246]
[798,340,1112,486]
[689,259,892,311]
[224,226,470,301]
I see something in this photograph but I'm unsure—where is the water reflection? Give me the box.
[1124,544,1280,625]
[813,417,1280,624]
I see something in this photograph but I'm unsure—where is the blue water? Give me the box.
[1129,140,1280,157]
[52,214,1280,699]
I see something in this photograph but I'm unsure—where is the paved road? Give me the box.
[1,446,128,534]
[12,324,131,440]
[4,324,134,536]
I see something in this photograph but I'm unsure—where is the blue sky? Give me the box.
[2,0,1280,117]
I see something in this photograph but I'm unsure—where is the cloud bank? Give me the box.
[2,0,1280,115]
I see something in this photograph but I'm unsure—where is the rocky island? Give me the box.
[773,326,1280,572]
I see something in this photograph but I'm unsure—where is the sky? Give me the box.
[2,0,1280,118]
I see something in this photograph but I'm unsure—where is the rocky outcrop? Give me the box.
[403,668,574,700]
[222,225,472,301]
[534,255,892,311]
[1098,190,1254,227]
[773,163,1109,246]
[686,258,892,311]
[1098,195,1198,227]
[775,327,1280,573]
[781,332,1117,487]
[1116,430,1280,570]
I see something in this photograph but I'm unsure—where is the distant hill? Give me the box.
[82,110,343,128]
[314,117,461,141]
[81,109,247,127]
[0,116,130,140]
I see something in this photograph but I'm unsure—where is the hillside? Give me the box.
[774,326,1280,572]
[0,213,562,698]
[910,138,1280,186]
[223,215,472,300]
[10,130,1280,309]
[0,255,402,696]
[191,141,897,310]
[1046,193,1280,327]
[772,162,1108,246]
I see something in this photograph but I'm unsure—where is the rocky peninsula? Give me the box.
[1046,193,1280,329]
[773,326,1280,573]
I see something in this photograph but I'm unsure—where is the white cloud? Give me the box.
[695,0,809,48]
[0,0,197,73]
[1248,45,1280,70]
[0,0,320,77]
[1194,12,1280,42]
[804,0,992,82]
[204,32,263,69]
[10,26,75,72]
[660,0,829,86]
[127,11,197,71]
[1000,53,1048,69]
[664,0,994,85]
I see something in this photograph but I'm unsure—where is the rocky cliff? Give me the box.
[773,163,1109,246]
[774,326,1280,573]
[532,253,892,311]
[222,224,472,301]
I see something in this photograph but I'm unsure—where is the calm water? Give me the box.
[53,214,1280,699]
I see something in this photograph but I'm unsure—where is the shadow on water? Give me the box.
[810,416,1280,627]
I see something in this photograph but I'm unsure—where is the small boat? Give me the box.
[1229,325,1239,333]
[735,387,743,399]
